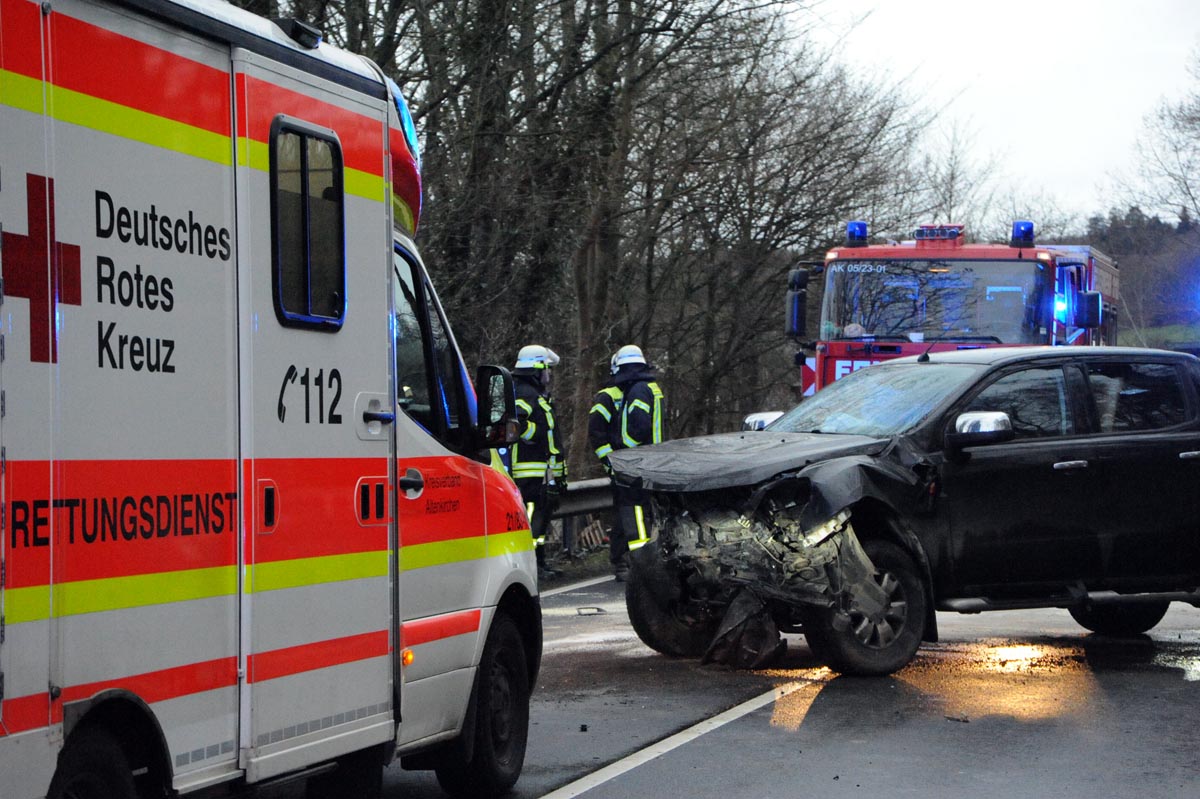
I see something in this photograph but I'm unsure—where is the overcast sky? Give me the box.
[808,0,1200,223]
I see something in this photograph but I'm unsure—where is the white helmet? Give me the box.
[515,344,560,370]
[610,344,646,374]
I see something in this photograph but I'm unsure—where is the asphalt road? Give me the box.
[264,575,1200,799]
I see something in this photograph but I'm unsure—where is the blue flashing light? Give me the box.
[386,77,422,169]
[1054,295,1068,321]
[914,224,964,241]
[1011,220,1035,248]
[845,220,869,247]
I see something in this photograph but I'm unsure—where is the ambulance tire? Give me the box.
[306,742,387,799]
[48,726,138,799]
[435,613,530,798]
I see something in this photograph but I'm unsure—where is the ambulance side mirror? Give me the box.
[476,365,519,448]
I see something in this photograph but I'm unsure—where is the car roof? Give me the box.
[888,345,1198,367]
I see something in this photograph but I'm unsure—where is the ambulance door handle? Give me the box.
[363,410,395,424]
[1052,460,1088,471]
[399,469,424,495]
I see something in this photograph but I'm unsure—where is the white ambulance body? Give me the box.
[0,0,541,796]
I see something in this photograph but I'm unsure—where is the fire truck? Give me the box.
[0,0,541,797]
[787,221,1119,393]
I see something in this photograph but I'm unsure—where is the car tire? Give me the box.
[434,612,529,798]
[625,541,715,658]
[804,539,926,677]
[1069,601,1170,636]
[48,727,138,799]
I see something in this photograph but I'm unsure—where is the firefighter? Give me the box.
[592,344,665,581]
[509,344,567,581]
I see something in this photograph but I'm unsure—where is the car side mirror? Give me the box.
[475,364,519,448]
[742,411,784,431]
[1074,291,1102,328]
[944,411,1015,458]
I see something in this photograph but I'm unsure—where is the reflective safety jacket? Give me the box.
[511,373,566,482]
[618,371,665,449]
[588,384,624,470]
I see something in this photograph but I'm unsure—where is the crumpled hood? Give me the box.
[609,431,889,492]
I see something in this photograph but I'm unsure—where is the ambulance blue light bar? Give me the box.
[914,224,964,241]
[1011,220,1035,248]
[845,220,869,247]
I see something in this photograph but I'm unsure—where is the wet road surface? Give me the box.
[263,575,1200,798]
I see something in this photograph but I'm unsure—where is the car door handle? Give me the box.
[1052,460,1088,471]
[1180,451,1200,460]
[363,410,395,424]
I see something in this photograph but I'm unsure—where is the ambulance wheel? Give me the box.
[48,726,138,799]
[1069,601,1170,636]
[803,540,926,677]
[625,541,716,658]
[435,613,530,797]
[306,743,386,799]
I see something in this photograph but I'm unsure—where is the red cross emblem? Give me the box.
[3,173,82,363]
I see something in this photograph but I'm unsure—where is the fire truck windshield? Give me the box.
[819,259,1048,344]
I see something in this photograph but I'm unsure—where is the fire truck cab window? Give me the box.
[964,366,1074,439]
[392,251,470,450]
[1086,362,1186,432]
[271,119,345,329]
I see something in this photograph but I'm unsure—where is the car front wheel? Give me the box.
[625,541,716,657]
[1069,601,1170,636]
[804,539,927,677]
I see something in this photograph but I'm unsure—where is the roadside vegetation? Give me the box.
[233,1,1200,470]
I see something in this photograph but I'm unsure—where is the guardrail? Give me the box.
[551,477,613,519]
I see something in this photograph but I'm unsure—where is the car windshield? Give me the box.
[770,362,982,436]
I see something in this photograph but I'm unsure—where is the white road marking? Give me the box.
[541,575,614,597]
[536,682,808,799]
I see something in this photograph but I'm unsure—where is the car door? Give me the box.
[939,362,1108,595]
[1080,357,1200,586]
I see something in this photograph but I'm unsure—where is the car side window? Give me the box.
[964,366,1074,439]
[393,259,435,431]
[1085,361,1186,432]
[392,249,471,450]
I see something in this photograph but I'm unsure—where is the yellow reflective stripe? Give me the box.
[595,444,614,458]
[650,383,664,443]
[591,403,612,421]
[247,551,389,593]
[400,530,534,571]
[1,71,230,165]
[630,399,650,413]
[6,70,232,163]
[6,565,238,624]
[5,71,387,201]
[602,387,623,401]
[520,420,537,441]
[526,501,536,517]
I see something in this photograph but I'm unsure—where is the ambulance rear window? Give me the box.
[270,117,345,329]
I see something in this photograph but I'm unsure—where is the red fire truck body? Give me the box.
[791,223,1118,393]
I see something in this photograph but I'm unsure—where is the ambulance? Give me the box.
[0,0,541,796]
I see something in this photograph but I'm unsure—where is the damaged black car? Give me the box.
[609,347,1200,676]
